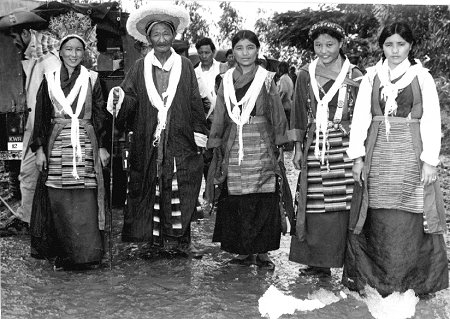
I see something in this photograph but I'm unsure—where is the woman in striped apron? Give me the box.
[344,22,448,297]
[207,30,289,270]
[31,12,110,270]
[288,21,363,277]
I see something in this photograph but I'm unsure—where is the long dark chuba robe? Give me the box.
[116,56,207,244]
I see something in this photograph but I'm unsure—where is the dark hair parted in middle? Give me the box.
[378,21,416,65]
[231,30,260,49]
[195,37,216,51]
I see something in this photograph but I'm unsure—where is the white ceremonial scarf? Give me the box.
[375,58,423,139]
[144,48,182,146]
[47,65,90,179]
[309,57,351,164]
[223,66,268,164]
[205,88,217,120]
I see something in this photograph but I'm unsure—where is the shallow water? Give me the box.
[2,152,449,319]
[2,213,449,319]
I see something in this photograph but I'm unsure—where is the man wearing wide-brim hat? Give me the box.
[0,8,60,236]
[107,4,208,257]
[0,9,47,54]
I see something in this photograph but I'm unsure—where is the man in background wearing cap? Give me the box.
[0,9,60,235]
[109,4,208,257]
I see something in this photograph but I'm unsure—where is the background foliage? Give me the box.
[175,0,210,44]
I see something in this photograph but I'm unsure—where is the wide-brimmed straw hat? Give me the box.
[126,4,190,44]
[0,8,47,31]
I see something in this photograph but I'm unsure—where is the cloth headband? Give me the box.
[60,34,86,49]
[146,20,176,35]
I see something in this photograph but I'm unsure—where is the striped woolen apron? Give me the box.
[227,116,276,195]
[46,124,97,189]
[368,116,423,213]
[306,129,353,213]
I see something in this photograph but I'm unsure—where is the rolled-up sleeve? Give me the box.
[418,71,441,166]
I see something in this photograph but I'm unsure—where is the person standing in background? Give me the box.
[219,48,236,75]
[195,37,221,126]
[225,49,236,69]
[195,37,222,210]
[0,9,60,235]
[277,61,294,151]
[277,61,294,127]
[289,66,297,87]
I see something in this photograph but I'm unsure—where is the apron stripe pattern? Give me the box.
[46,124,96,189]
[305,129,353,213]
[369,119,423,213]
[227,117,276,195]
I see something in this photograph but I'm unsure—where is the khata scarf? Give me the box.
[375,58,423,139]
[223,65,268,164]
[47,65,90,179]
[144,48,182,146]
[309,57,351,164]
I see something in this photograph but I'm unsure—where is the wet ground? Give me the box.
[1,152,450,319]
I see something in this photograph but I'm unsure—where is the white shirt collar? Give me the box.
[196,59,219,73]
[388,58,411,81]
[148,48,177,71]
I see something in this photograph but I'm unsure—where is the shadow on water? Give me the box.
[2,153,450,318]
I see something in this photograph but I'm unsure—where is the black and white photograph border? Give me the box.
[0,0,449,318]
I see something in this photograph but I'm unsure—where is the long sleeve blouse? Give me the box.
[347,60,441,166]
